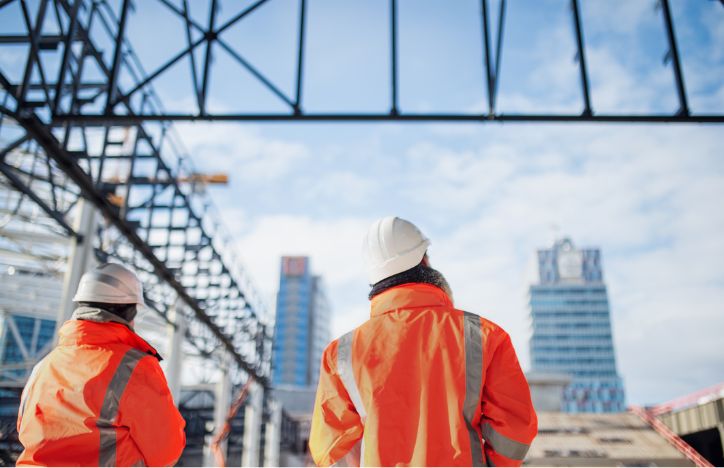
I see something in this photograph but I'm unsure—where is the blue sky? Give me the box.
[167,1,723,406]
[1,0,723,406]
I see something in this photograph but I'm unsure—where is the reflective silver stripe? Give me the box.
[463,312,485,467]
[337,331,366,420]
[336,331,365,466]
[481,422,530,461]
[97,348,146,466]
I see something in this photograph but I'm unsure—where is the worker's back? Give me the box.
[17,318,185,466]
[310,283,537,466]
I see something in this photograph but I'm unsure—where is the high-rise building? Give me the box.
[272,256,331,408]
[528,238,625,413]
[0,267,61,385]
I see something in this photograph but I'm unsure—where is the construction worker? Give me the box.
[309,217,537,466]
[16,263,186,466]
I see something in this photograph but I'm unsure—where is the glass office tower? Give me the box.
[272,256,330,389]
[529,238,626,413]
[0,267,61,383]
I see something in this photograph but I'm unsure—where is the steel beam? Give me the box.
[13,110,269,385]
[390,0,399,115]
[571,0,592,116]
[660,0,689,116]
[0,159,78,237]
[51,113,724,124]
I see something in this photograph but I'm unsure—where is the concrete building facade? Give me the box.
[529,238,625,413]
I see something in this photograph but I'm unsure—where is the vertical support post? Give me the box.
[390,0,398,115]
[263,399,282,467]
[481,0,494,115]
[294,0,307,114]
[571,0,592,116]
[205,354,232,467]
[166,301,186,405]
[105,0,131,114]
[56,198,97,338]
[18,0,50,106]
[53,0,81,114]
[182,0,202,111]
[660,0,689,116]
[242,382,264,467]
[493,0,507,102]
[200,0,219,115]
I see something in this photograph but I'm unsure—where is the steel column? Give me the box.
[206,353,232,467]
[55,198,97,336]
[660,0,689,116]
[242,381,264,467]
[390,0,398,115]
[104,0,131,114]
[571,0,592,116]
[166,301,186,405]
[263,399,282,467]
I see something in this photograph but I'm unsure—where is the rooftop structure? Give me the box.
[526,412,696,466]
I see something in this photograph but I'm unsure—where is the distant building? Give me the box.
[655,383,724,467]
[526,412,695,466]
[528,238,625,413]
[271,256,331,414]
[527,372,572,412]
[0,267,61,388]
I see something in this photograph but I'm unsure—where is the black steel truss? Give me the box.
[0,0,722,388]
[0,0,721,124]
[0,0,272,386]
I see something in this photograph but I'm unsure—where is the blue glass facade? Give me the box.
[272,256,330,388]
[529,238,626,413]
[0,314,56,378]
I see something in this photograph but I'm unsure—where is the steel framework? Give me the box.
[0,0,273,387]
[1,0,721,124]
[0,0,722,461]
[0,0,722,393]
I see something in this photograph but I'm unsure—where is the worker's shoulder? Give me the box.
[320,321,366,361]
[454,308,510,341]
[121,349,171,396]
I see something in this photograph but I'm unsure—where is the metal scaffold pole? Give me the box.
[166,301,186,405]
[242,381,264,467]
[263,399,282,467]
[206,353,232,467]
[56,199,97,337]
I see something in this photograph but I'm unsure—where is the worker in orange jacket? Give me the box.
[310,217,537,466]
[16,263,186,466]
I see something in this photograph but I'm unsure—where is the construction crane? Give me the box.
[104,173,229,207]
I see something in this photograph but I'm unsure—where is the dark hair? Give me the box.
[77,302,137,322]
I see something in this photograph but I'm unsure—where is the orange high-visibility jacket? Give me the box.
[16,319,186,466]
[309,283,537,467]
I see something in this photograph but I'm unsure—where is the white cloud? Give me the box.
[232,214,372,337]
[395,124,724,404]
[156,2,724,407]
[173,123,309,181]
[208,122,723,406]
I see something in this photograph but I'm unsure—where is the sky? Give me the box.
[2,0,723,406]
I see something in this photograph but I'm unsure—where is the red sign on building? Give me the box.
[283,256,308,277]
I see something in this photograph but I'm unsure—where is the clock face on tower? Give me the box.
[557,247,583,281]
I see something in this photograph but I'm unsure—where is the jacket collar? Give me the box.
[370,283,453,318]
[58,313,161,360]
[72,306,133,329]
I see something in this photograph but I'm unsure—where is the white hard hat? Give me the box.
[73,263,146,306]
[363,216,431,284]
